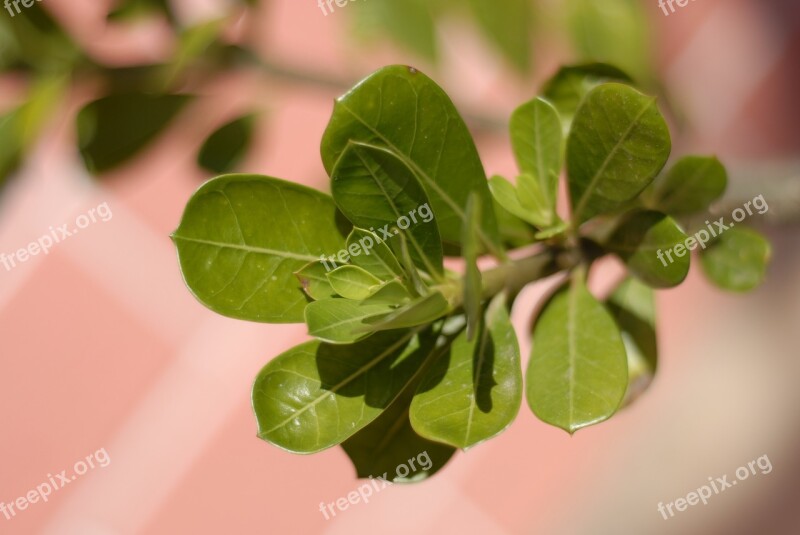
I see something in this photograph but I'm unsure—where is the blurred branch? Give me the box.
[250,55,507,134]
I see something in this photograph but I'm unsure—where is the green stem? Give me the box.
[480,248,572,300]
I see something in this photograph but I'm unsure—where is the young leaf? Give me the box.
[510,97,562,226]
[467,0,532,72]
[305,299,394,344]
[172,174,346,323]
[542,63,634,136]
[526,273,628,434]
[700,227,771,292]
[252,328,438,454]
[77,93,191,173]
[462,193,483,340]
[331,142,444,277]
[492,197,538,249]
[343,381,457,483]
[410,293,522,449]
[295,261,337,301]
[346,227,405,282]
[607,210,690,288]
[488,175,531,223]
[326,265,384,300]
[358,292,450,334]
[364,280,413,305]
[321,65,500,251]
[652,156,727,215]
[606,277,657,407]
[567,83,671,224]
[197,113,255,174]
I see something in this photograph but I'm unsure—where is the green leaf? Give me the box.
[346,227,405,282]
[331,142,444,277]
[305,299,394,344]
[607,210,690,288]
[567,83,671,224]
[295,261,337,301]
[700,227,771,292]
[321,65,500,252]
[359,292,450,333]
[343,384,457,483]
[565,0,652,83]
[467,0,532,72]
[652,156,727,215]
[492,197,538,249]
[542,63,634,136]
[350,0,438,61]
[462,193,483,340]
[411,293,522,449]
[197,113,255,174]
[365,280,413,305]
[606,277,657,407]
[252,328,440,454]
[488,175,530,223]
[77,93,190,173]
[327,265,384,300]
[526,273,628,433]
[172,174,346,323]
[510,97,562,225]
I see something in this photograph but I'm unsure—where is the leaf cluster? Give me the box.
[173,64,770,481]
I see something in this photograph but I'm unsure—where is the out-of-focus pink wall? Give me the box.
[1,1,799,534]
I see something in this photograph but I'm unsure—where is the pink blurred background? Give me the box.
[1,0,799,533]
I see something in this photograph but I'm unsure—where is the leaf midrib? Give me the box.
[172,235,318,262]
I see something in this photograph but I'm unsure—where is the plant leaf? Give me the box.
[607,210,690,288]
[295,261,337,301]
[197,113,255,174]
[327,265,384,300]
[252,328,440,454]
[606,277,657,407]
[462,193,483,340]
[565,0,652,84]
[652,156,727,215]
[346,227,405,282]
[488,175,530,223]
[467,0,532,72]
[305,299,394,344]
[410,293,522,449]
[492,198,538,249]
[77,93,190,173]
[567,83,671,224]
[700,227,771,292]
[510,97,562,225]
[172,174,346,323]
[343,382,457,483]
[331,142,444,277]
[349,0,438,61]
[526,273,628,433]
[542,63,634,136]
[364,280,413,305]
[321,65,500,252]
[359,292,450,333]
